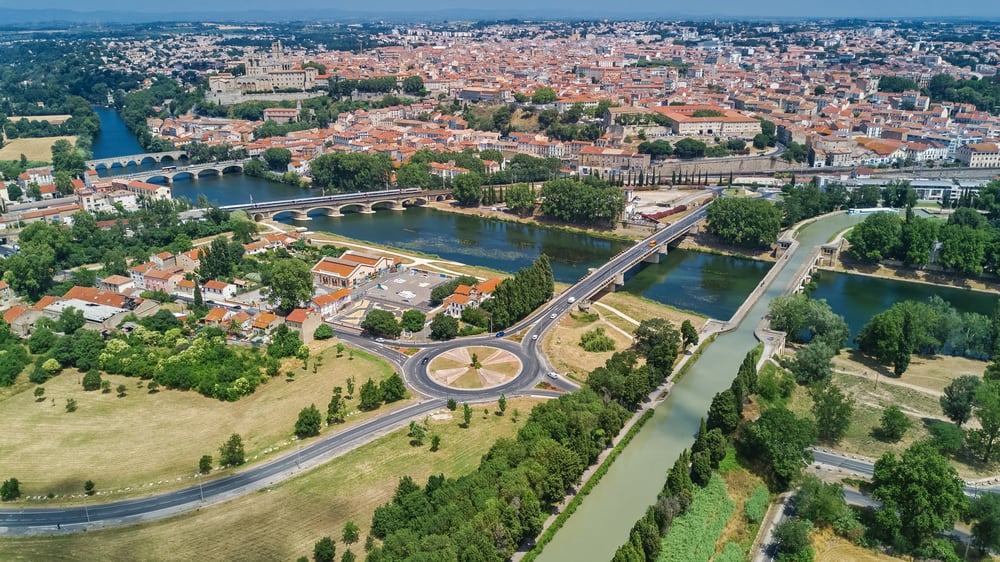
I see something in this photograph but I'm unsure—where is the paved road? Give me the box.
[811,448,1000,497]
[0,198,711,535]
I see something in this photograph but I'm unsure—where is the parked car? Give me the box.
[546,371,559,380]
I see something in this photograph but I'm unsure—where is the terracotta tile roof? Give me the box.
[286,308,309,324]
[3,306,27,324]
[63,286,130,308]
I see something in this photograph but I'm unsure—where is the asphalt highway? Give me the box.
[0,200,712,535]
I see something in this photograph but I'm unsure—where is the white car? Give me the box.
[547,372,559,380]
[567,297,576,304]
[550,313,557,319]
[375,337,385,343]
[531,334,538,341]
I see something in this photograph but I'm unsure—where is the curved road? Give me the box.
[0,199,712,535]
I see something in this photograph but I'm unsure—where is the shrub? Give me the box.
[314,324,334,340]
[876,405,911,442]
[744,485,770,523]
[82,370,102,391]
[579,327,616,352]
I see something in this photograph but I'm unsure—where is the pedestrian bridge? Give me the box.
[220,188,453,221]
[86,151,189,171]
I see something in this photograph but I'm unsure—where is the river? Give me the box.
[90,107,769,318]
[536,212,866,562]
[811,269,999,343]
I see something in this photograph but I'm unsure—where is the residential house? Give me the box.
[285,308,322,343]
[252,312,282,334]
[203,307,231,327]
[144,268,183,294]
[311,288,352,317]
[97,275,135,294]
[202,280,237,301]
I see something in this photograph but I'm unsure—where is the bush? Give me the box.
[744,485,770,523]
[579,327,616,352]
[314,324,334,340]
[294,404,322,438]
[82,370,102,391]
[876,405,911,442]
[199,455,213,474]
[927,421,964,455]
[0,478,21,501]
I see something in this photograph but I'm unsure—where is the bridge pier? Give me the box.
[643,253,660,264]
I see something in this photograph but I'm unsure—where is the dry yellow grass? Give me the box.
[0,341,400,500]
[812,527,905,562]
[832,350,985,394]
[716,466,768,557]
[0,136,76,162]
[0,398,542,562]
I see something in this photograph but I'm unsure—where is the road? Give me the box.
[0,198,711,535]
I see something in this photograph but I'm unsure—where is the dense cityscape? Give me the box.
[1,12,1000,562]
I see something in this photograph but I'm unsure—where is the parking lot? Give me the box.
[331,267,453,331]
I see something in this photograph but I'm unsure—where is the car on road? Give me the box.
[567,297,576,304]
[375,337,385,343]
[421,356,429,365]
[531,334,538,340]
[550,313,557,319]
[495,331,506,337]
[648,241,657,247]
[546,371,559,380]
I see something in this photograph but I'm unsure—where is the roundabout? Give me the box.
[427,345,522,389]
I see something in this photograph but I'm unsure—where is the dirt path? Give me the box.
[592,301,640,325]
[834,368,945,398]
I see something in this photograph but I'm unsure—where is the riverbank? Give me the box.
[423,200,651,242]
[825,252,1000,295]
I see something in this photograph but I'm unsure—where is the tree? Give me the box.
[429,313,459,341]
[968,381,1000,462]
[408,421,426,445]
[117,383,127,397]
[680,320,699,350]
[327,389,346,424]
[795,475,855,530]
[314,536,337,562]
[358,378,382,411]
[66,398,77,412]
[505,183,536,216]
[632,318,680,357]
[706,197,781,248]
[263,147,293,171]
[871,441,968,550]
[737,406,817,489]
[84,480,95,495]
[774,519,814,561]
[809,384,854,443]
[690,450,712,487]
[295,404,323,438]
[82,369,102,391]
[400,310,426,333]
[462,402,472,428]
[531,86,558,104]
[673,138,707,159]
[452,173,483,207]
[940,375,982,427]
[846,212,901,263]
[57,307,86,335]
[539,178,626,226]
[430,434,441,451]
[199,455,213,474]
[0,478,20,501]
[707,389,740,435]
[219,433,246,466]
[230,220,258,245]
[380,374,407,403]
[268,259,313,312]
[401,75,425,95]
[968,493,1000,554]
[33,386,45,401]
[498,393,507,416]
[360,309,402,339]
[314,324,334,340]
[342,521,360,546]
[791,342,836,385]
[876,405,910,442]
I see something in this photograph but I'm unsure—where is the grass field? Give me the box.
[812,528,904,562]
[0,397,541,562]
[543,292,705,381]
[832,350,985,394]
[0,341,400,501]
[0,136,75,162]
[715,456,769,559]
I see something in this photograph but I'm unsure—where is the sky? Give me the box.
[2,0,999,19]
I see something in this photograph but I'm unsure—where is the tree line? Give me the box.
[705,197,782,249]
[480,255,554,329]
[847,206,1000,276]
